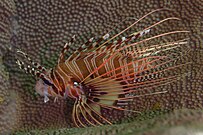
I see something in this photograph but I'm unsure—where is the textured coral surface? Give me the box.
[0,0,203,134]
[13,109,203,135]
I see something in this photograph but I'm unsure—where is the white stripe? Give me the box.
[91,53,100,76]
[109,54,117,76]
[72,55,84,80]
[84,53,94,75]
[118,56,125,79]
[104,54,111,77]
[55,70,68,97]
[57,65,72,80]
[64,61,81,81]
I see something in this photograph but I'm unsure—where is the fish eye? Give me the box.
[73,81,79,86]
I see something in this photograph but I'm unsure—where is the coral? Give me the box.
[0,0,16,55]
[0,0,18,134]
[0,0,203,134]
[13,109,203,135]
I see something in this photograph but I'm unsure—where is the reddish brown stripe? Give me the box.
[71,88,80,98]
[50,69,59,94]
[54,71,66,94]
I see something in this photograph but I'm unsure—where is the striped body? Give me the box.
[50,50,154,98]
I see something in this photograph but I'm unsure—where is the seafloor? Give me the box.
[0,0,203,135]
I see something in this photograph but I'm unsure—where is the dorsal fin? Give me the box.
[66,9,181,62]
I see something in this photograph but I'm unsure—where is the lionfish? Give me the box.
[16,9,190,127]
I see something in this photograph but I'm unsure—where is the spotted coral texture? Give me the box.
[1,0,203,134]
[0,0,18,134]
[13,109,203,135]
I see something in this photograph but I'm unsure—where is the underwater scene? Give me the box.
[0,0,203,135]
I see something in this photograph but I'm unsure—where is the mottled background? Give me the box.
[0,0,203,135]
